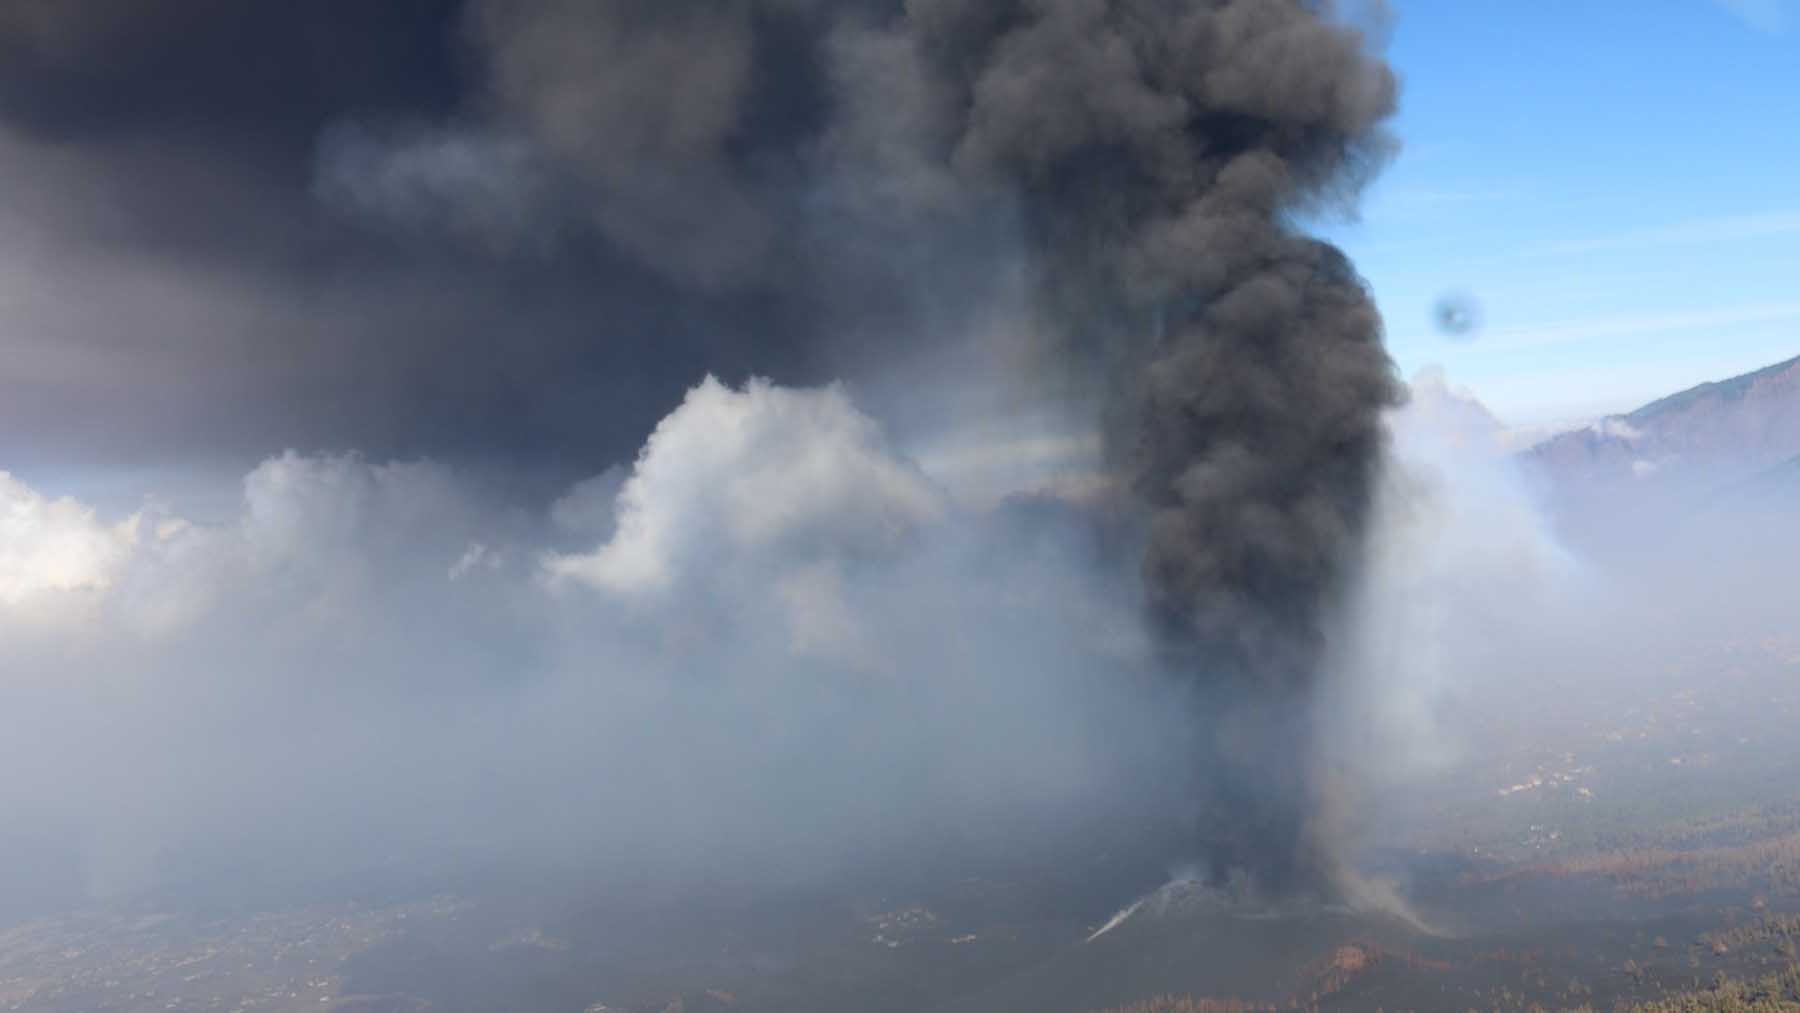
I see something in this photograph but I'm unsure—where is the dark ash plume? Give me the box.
[892,0,1401,892]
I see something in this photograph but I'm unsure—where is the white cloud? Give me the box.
[546,376,947,595]
[1592,417,1644,441]
[0,471,139,608]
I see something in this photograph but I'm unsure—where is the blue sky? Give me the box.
[1323,0,1800,425]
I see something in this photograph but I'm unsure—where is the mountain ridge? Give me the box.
[1528,351,1800,495]
[1521,351,1800,551]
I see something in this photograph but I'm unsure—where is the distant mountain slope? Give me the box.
[1529,352,1800,500]
[1633,354,1800,423]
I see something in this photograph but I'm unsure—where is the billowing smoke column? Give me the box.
[900,1,1401,891]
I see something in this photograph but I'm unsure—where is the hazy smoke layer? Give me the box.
[0,380,1186,909]
[0,0,1399,902]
